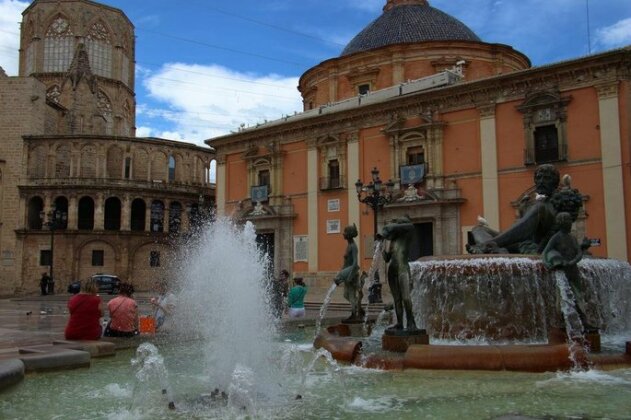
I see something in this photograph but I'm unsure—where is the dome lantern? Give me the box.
[383,0,428,12]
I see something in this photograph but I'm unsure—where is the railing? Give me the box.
[319,176,345,191]
[524,143,568,165]
[24,177,215,194]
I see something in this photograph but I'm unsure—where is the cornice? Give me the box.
[210,49,630,153]
[23,134,214,154]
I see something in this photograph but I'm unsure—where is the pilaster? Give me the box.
[596,82,627,260]
[478,103,500,230]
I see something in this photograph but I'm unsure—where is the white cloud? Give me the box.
[596,18,631,48]
[0,0,28,75]
[139,63,302,146]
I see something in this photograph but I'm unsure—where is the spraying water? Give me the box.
[172,218,281,404]
[314,283,337,339]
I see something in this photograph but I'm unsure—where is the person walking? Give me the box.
[287,277,307,318]
[40,272,50,296]
[64,278,103,340]
[103,283,138,338]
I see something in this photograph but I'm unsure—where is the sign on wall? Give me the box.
[293,236,308,262]
[326,219,341,234]
[327,199,340,212]
[400,164,425,185]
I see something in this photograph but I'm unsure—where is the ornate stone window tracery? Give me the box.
[43,16,75,73]
[86,20,112,78]
[97,90,113,134]
[517,91,571,165]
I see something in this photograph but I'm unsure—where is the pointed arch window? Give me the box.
[86,21,112,78]
[43,16,75,72]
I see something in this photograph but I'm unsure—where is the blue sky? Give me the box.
[1,0,630,147]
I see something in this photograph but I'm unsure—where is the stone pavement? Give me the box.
[0,291,387,390]
[0,292,384,350]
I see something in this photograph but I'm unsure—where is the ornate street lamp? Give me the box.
[355,167,395,238]
[39,206,67,294]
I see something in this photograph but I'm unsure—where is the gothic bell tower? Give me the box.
[19,0,136,136]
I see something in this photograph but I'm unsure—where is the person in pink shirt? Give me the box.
[103,283,138,337]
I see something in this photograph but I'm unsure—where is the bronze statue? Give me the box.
[333,224,364,322]
[381,216,418,332]
[468,164,563,254]
[543,212,595,332]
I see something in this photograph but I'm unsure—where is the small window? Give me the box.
[124,157,131,179]
[40,250,52,266]
[258,169,270,187]
[534,125,559,163]
[407,146,425,166]
[92,250,104,266]
[168,155,176,182]
[358,84,370,95]
[150,251,160,267]
[328,160,340,188]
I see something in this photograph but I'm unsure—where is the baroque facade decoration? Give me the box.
[0,0,215,295]
[209,0,631,297]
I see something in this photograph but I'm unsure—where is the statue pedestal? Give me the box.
[584,331,601,353]
[382,329,429,353]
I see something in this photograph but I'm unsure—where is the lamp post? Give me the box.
[40,206,67,295]
[355,167,395,238]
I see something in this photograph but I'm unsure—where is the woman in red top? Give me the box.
[64,277,103,340]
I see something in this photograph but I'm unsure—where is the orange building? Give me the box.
[208,0,630,294]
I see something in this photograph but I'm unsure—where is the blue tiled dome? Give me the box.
[341,2,481,56]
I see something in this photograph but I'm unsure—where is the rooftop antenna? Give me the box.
[586,0,592,54]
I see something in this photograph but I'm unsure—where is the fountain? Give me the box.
[316,164,631,372]
[2,212,631,418]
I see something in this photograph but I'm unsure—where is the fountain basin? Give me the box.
[411,255,631,341]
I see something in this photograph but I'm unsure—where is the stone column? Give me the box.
[163,203,170,233]
[596,82,628,260]
[479,103,500,230]
[145,201,152,232]
[94,193,104,230]
[68,195,78,230]
[121,194,131,231]
[307,141,319,272]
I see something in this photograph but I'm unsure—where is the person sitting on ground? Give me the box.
[150,280,176,331]
[64,277,103,340]
[287,277,307,318]
[104,283,138,338]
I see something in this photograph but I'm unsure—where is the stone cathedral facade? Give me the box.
[0,0,215,295]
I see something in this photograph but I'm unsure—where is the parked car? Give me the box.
[67,274,121,295]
